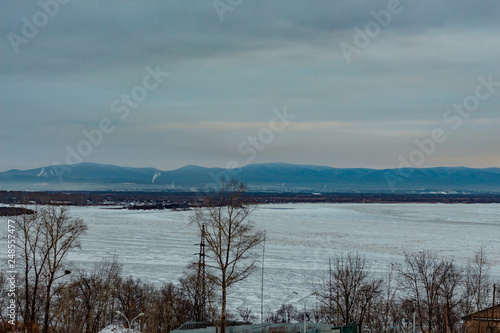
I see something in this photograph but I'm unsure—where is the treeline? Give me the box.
[308,251,499,332]
[1,256,210,333]
[2,250,498,333]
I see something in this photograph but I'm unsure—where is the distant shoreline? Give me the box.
[1,191,500,213]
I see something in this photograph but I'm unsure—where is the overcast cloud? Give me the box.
[1,0,499,171]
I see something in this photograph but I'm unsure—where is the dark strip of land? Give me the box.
[1,190,500,212]
[0,206,36,216]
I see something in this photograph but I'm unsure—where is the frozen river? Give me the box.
[4,203,500,317]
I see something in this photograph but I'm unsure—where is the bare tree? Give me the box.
[265,304,299,324]
[397,251,458,333]
[14,206,86,333]
[315,253,382,329]
[316,260,337,324]
[192,179,264,333]
[378,264,400,333]
[39,206,87,333]
[115,276,146,329]
[0,270,8,325]
[277,304,297,323]
[238,306,257,323]
[462,248,491,316]
[14,207,43,331]
[57,257,122,333]
[439,261,463,333]
[143,282,190,333]
[179,264,214,323]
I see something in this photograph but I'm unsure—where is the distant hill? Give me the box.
[1,162,500,193]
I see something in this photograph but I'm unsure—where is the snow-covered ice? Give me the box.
[3,203,499,319]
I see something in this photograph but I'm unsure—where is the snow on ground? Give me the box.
[98,325,139,333]
[2,203,499,319]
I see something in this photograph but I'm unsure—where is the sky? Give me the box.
[1,0,499,172]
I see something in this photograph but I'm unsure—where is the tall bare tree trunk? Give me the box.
[43,279,53,333]
[221,281,227,333]
[192,179,264,333]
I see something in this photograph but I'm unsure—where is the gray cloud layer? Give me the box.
[1,0,499,171]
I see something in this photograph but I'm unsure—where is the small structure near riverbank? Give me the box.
[462,304,500,332]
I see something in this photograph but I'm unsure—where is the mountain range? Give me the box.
[1,162,500,193]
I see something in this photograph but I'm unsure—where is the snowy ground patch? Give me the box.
[98,324,140,333]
